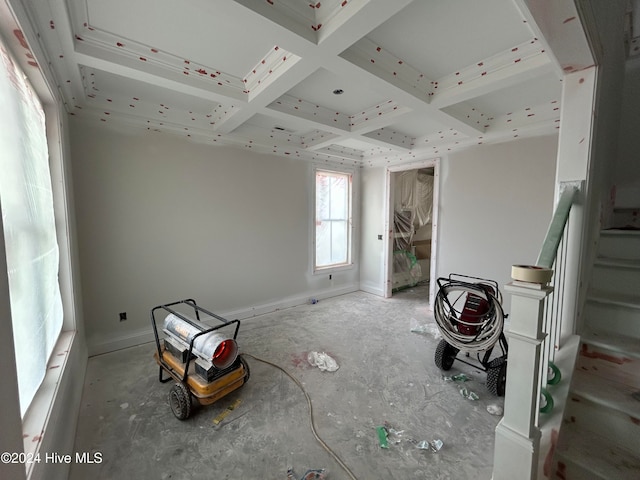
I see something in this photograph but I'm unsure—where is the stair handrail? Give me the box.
[493,181,581,480]
[536,184,579,269]
[538,182,580,369]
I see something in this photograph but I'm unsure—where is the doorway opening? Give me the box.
[384,159,439,307]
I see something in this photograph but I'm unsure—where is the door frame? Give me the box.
[383,157,440,307]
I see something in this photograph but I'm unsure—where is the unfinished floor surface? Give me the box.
[70,285,504,480]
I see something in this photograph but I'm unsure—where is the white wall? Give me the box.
[616,57,640,207]
[358,135,558,312]
[359,166,386,295]
[437,135,558,313]
[70,119,360,355]
[569,0,629,332]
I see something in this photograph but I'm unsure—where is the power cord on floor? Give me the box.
[241,353,358,480]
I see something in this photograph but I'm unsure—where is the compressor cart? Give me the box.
[433,274,508,396]
[151,299,250,420]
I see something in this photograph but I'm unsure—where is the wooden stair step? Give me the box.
[587,289,640,309]
[601,228,640,236]
[594,257,640,269]
[581,330,640,359]
[571,369,640,419]
[598,229,640,260]
[555,422,640,480]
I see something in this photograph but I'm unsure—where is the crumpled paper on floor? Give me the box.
[410,317,442,339]
[487,404,504,416]
[307,351,339,372]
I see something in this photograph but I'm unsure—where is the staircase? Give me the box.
[550,229,640,479]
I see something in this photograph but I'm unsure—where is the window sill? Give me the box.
[313,263,355,276]
[21,330,76,479]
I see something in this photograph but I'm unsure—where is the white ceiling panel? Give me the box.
[17,0,573,166]
[464,70,562,118]
[286,68,389,115]
[83,0,281,77]
[364,0,533,79]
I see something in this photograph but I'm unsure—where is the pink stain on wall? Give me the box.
[13,29,29,49]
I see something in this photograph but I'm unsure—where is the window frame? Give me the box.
[1,42,65,418]
[311,164,356,275]
[0,3,80,478]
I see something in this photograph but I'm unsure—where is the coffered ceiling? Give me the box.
[10,0,570,166]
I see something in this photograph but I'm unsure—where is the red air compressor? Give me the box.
[432,274,508,396]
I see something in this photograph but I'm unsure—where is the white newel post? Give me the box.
[493,282,553,480]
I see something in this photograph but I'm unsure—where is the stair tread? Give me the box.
[595,257,640,268]
[572,369,640,418]
[582,330,640,358]
[601,228,640,236]
[557,422,640,479]
[587,289,640,308]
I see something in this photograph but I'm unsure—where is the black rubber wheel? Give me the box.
[434,339,459,371]
[239,355,250,383]
[486,356,507,397]
[169,382,192,420]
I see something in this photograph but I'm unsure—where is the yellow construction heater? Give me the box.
[151,299,250,420]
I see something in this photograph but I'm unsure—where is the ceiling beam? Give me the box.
[74,42,247,101]
[510,0,593,75]
[430,41,554,108]
[214,0,415,135]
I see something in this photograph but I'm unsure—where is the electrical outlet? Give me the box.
[119,312,127,322]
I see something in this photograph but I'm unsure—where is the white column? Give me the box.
[493,283,552,480]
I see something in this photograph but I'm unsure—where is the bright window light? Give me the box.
[314,169,352,270]
[0,41,63,417]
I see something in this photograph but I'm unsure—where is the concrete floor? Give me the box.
[70,285,504,480]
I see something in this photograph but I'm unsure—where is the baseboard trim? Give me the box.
[88,328,155,357]
[87,283,361,356]
[359,283,385,297]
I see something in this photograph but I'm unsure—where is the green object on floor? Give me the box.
[376,426,389,449]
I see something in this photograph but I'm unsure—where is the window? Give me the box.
[314,168,353,271]
[0,40,63,417]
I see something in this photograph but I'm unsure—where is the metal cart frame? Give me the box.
[433,274,509,396]
[151,298,249,419]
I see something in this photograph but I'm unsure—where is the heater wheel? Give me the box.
[169,382,192,420]
[239,355,250,382]
[486,357,507,397]
[435,339,459,371]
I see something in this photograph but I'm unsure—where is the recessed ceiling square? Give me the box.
[382,111,453,140]
[365,0,533,79]
[81,66,224,114]
[84,0,283,77]
[241,113,318,137]
[464,71,562,117]
[286,68,389,115]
